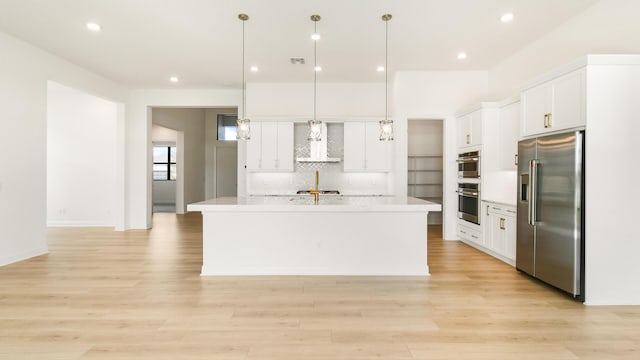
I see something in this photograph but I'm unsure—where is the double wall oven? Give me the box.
[457,150,481,225]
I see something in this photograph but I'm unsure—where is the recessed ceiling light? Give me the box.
[86,22,101,32]
[311,33,321,41]
[250,66,259,72]
[169,76,179,83]
[314,66,322,72]
[500,13,515,22]
[377,66,385,72]
[457,52,467,60]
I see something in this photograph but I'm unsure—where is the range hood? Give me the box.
[296,123,341,163]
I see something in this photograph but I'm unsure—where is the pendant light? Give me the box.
[236,13,251,140]
[379,14,394,141]
[308,14,322,141]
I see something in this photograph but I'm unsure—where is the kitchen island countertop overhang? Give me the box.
[188,196,442,276]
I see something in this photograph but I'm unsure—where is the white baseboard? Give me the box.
[0,247,48,267]
[47,220,114,228]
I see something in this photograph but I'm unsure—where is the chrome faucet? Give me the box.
[309,170,320,204]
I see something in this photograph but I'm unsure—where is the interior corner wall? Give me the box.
[393,71,489,240]
[47,82,118,227]
[0,30,126,266]
[488,0,640,99]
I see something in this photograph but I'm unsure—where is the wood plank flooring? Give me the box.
[1,212,638,359]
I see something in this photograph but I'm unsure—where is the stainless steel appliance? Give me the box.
[457,151,480,178]
[517,130,585,301]
[457,182,480,225]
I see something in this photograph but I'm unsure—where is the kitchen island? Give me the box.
[187,196,441,276]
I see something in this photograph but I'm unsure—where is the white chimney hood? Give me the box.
[296,123,341,163]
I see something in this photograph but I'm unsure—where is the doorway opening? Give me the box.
[152,124,179,213]
[148,107,237,221]
[408,119,444,225]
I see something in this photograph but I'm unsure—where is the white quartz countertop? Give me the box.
[188,196,442,213]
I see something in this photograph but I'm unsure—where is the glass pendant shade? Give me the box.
[379,119,394,141]
[307,119,322,141]
[236,118,251,140]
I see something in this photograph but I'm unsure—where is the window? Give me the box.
[217,113,238,141]
[153,146,176,180]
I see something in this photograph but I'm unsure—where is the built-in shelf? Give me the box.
[407,155,443,208]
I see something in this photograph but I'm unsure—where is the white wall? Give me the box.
[126,89,239,229]
[246,83,384,118]
[584,62,640,305]
[488,0,640,99]
[394,71,489,240]
[0,31,127,266]
[152,108,207,213]
[47,82,118,227]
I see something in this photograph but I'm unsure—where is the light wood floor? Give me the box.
[1,213,638,359]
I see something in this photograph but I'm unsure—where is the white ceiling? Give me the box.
[0,0,599,88]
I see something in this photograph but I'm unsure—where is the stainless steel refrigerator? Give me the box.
[517,130,585,301]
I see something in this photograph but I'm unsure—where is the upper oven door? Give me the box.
[457,152,480,178]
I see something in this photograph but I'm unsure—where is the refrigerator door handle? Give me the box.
[528,159,538,225]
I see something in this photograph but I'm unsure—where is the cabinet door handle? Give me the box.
[500,218,506,230]
[471,234,478,239]
[460,230,467,234]
[547,113,552,128]
[466,134,470,144]
[486,205,490,216]
[543,114,548,128]
[514,154,518,166]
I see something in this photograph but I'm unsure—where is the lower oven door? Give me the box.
[457,185,480,225]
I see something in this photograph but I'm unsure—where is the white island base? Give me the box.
[188,196,441,276]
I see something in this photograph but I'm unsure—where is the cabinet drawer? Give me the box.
[458,221,482,245]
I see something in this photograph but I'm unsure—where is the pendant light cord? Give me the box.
[385,17,388,121]
[242,18,246,119]
[313,20,317,122]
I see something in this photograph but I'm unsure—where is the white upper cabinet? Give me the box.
[344,121,390,172]
[246,121,294,172]
[521,68,586,137]
[457,111,483,149]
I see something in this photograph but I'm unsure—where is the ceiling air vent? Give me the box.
[290,58,305,65]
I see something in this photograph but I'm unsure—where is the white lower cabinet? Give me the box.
[481,201,516,264]
[457,219,482,246]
